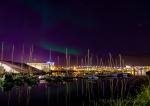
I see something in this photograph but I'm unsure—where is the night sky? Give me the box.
[0,0,150,65]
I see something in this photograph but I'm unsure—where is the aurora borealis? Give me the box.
[40,41,80,55]
[0,0,150,64]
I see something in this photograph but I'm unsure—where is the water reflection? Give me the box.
[0,77,149,106]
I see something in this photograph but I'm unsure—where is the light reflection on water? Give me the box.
[0,77,148,106]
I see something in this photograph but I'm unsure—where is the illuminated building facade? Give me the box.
[27,61,55,71]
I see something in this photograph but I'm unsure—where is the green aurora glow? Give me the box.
[40,42,80,55]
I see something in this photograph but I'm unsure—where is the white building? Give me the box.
[27,61,55,70]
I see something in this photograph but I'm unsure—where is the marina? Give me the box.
[1,1,150,105]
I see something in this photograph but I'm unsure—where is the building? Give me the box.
[0,61,42,74]
[27,61,55,71]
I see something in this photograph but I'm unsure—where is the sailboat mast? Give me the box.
[65,48,68,68]
[21,44,24,70]
[119,54,122,68]
[11,44,14,64]
[76,56,78,66]
[87,49,90,71]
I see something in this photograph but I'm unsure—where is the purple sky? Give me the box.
[0,0,150,65]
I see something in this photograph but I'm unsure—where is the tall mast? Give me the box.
[119,54,122,68]
[65,48,67,68]
[122,59,125,67]
[100,58,103,67]
[90,54,93,66]
[11,44,14,64]
[76,56,78,66]
[31,44,34,62]
[29,45,34,63]
[21,44,24,70]
[84,55,87,66]
[28,45,33,73]
[69,55,70,68]
[29,47,31,63]
[81,58,83,67]
[88,49,90,66]
[109,53,112,68]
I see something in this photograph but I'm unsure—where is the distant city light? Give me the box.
[126,65,132,68]
[46,61,54,65]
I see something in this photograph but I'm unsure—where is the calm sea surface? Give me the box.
[0,77,148,106]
